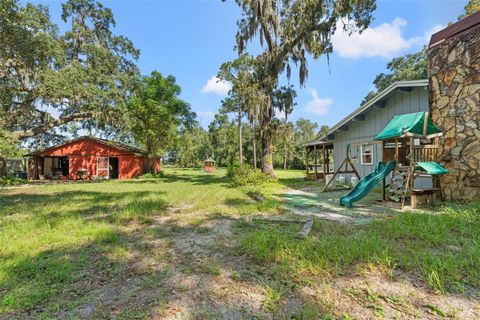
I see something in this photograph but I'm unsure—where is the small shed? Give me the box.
[203,158,216,173]
[26,136,160,180]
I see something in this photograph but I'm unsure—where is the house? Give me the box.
[27,136,160,180]
[306,12,480,201]
[306,79,430,181]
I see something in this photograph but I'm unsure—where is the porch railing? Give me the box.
[413,145,438,162]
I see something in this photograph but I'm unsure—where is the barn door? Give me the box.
[97,157,109,178]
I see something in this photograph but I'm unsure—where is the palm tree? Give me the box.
[234,0,376,177]
[218,55,265,167]
[273,85,296,169]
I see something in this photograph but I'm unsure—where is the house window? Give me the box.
[361,144,373,165]
[97,157,109,178]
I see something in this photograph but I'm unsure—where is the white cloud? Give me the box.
[422,24,445,44]
[197,111,215,118]
[201,76,231,96]
[332,18,442,59]
[304,89,332,115]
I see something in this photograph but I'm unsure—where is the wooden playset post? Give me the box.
[382,140,386,201]
[321,144,360,192]
[304,147,308,176]
[322,143,326,177]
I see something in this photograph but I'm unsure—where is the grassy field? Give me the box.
[0,168,479,319]
[240,205,480,293]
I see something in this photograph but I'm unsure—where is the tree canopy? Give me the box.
[1,0,139,141]
[128,71,195,167]
[172,116,325,170]
[459,0,480,19]
[361,49,427,104]
[1,0,340,176]
[218,54,261,164]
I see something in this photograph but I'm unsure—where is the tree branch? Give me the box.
[11,111,96,140]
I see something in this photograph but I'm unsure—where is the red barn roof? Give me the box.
[28,136,146,156]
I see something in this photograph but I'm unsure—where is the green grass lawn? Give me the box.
[0,167,479,319]
[0,168,299,316]
[239,205,480,294]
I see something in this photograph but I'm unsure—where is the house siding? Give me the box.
[66,155,148,179]
[332,87,429,180]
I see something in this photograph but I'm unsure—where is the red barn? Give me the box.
[27,136,160,180]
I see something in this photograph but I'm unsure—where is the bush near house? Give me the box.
[137,171,165,179]
[0,177,27,187]
[227,164,269,186]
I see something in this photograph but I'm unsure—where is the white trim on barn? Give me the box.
[96,157,110,178]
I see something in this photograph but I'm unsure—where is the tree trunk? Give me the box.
[283,115,288,170]
[238,109,243,165]
[261,125,275,178]
[252,121,257,169]
[283,128,287,170]
[146,141,153,172]
[0,156,6,178]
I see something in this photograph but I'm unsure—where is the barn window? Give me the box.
[97,157,109,178]
[361,144,373,165]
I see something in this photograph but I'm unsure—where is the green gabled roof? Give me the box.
[416,162,449,175]
[374,112,442,141]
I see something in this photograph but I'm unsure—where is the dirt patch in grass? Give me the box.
[299,270,480,319]
[32,216,274,320]
[3,206,479,319]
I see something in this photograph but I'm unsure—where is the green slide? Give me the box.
[340,160,397,208]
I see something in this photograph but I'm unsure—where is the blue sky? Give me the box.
[33,0,466,129]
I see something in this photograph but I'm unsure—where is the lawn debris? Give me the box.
[297,218,313,238]
[252,217,304,224]
[425,303,447,317]
[247,191,266,202]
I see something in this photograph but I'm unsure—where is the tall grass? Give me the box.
[240,204,480,293]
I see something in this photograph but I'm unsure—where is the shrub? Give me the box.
[0,177,27,187]
[227,164,269,187]
[138,171,165,179]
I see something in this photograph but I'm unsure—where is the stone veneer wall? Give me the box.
[428,26,480,201]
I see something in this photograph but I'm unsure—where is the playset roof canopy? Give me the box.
[416,162,449,175]
[374,112,442,141]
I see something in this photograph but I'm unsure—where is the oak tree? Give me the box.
[1,0,139,141]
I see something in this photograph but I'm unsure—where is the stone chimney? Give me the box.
[428,12,480,201]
